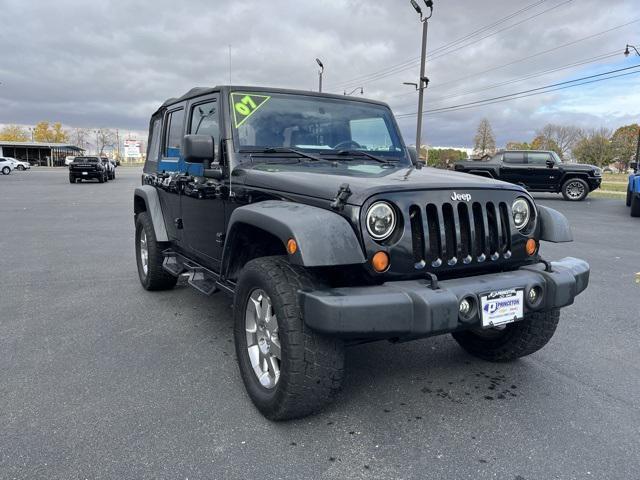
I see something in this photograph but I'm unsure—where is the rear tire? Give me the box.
[631,194,640,217]
[1,167,10,175]
[233,256,345,420]
[135,211,178,291]
[561,178,588,201]
[452,309,560,362]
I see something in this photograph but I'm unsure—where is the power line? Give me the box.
[426,50,621,104]
[387,49,620,101]
[395,64,640,117]
[326,0,549,89]
[425,18,640,92]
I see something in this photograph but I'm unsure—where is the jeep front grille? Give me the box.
[409,201,512,268]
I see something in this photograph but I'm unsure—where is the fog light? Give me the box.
[372,251,390,272]
[459,298,471,316]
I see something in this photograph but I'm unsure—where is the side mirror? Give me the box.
[183,134,216,165]
[630,162,638,171]
[546,159,555,168]
[116,160,121,167]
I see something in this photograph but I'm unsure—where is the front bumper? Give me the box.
[301,257,589,339]
[588,177,602,190]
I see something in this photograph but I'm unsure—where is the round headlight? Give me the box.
[366,201,396,240]
[512,197,531,230]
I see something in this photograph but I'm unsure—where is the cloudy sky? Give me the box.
[0,0,638,148]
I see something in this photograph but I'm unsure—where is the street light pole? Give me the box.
[316,58,324,92]
[410,0,433,163]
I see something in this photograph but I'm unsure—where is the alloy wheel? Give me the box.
[139,230,149,275]
[566,181,585,200]
[245,288,281,389]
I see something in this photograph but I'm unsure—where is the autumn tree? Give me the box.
[473,118,496,157]
[0,125,29,141]
[609,124,639,169]
[572,128,614,167]
[33,121,69,143]
[505,141,530,150]
[530,135,562,158]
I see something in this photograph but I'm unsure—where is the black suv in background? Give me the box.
[69,156,109,183]
[454,150,602,201]
[133,86,590,420]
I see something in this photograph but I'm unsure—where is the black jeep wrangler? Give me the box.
[133,86,590,420]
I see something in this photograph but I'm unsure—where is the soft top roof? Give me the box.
[153,85,391,117]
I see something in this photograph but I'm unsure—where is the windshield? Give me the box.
[230,91,409,164]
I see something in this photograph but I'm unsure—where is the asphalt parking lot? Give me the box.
[1,168,639,480]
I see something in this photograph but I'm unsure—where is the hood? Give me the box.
[562,163,598,172]
[236,161,525,205]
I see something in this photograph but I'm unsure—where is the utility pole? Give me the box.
[316,58,324,92]
[624,44,639,172]
[228,45,232,84]
[410,0,433,163]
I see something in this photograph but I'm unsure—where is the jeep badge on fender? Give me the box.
[133,85,590,421]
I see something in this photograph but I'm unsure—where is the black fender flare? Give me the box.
[133,185,169,242]
[537,205,572,242]
[222,200,366,268]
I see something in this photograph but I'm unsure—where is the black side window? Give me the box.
[503,152,525,164]
[144,118,161,173]
[190,101,219,138]
[527,152,552,165]
[164,109,185,158]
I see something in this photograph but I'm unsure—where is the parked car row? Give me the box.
[68,156,118,183]
[0,157,31,174]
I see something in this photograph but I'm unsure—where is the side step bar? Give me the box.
[162,250,235,296]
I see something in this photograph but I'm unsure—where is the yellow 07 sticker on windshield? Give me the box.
[231,93,271,128]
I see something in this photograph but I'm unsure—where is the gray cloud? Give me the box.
[0,0,638,147]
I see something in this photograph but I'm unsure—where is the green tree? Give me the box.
[572,128,614,167]
[609,124,639,169]
[473,118,496,156]
[0,125,29,141]
[428,148,468,168]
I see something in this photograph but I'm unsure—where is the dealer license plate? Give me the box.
[480,289,524,327]
[82,171,88,175]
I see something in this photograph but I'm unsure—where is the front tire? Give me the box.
[627,187,632,207]
[452,309,560,362]
[234,257,345,420]
[631,194,640,217]
[135,212,178,291]
[69,175,75,184]
[17,165,25,171]
[561,178,588,201]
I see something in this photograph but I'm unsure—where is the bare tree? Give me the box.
[473,118,496,157]
[72,128,90,151]
[535,124,582,160]
[95,129,116,155]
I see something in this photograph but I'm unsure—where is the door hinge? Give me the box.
[174,218,183,230]
[330,183,352,211]
[216,232,226,244]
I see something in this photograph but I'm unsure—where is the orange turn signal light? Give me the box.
[372,251,390,272]
[525,238,537,256]
[287,238,298,255]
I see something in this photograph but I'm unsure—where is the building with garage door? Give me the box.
[0,141,84,166]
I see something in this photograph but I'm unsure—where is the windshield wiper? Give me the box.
[259,147,324,162]
[328,149,395,164]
